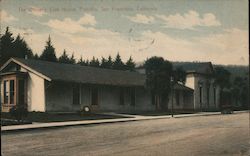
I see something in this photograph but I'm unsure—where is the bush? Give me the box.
[10,106,28,121]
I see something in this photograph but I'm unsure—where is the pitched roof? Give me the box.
[7,58,146,86]
[0,58,193,91]
[174,83,193,91]
[173,62,214,74]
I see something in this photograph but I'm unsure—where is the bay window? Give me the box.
[3,80,15,105]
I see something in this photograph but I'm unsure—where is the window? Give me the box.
[175,91,180,106]
[119,88,125,105]
[3,80,15,104]
[73,84,80,105]
[130,88,136,106]
[4,80,9,104]
[10,80,15,104]
[91,88,98,105]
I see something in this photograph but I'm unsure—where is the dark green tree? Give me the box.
[85,59,89,66]
[214,67,231,89]
[106,55,113,69]
[100,56,113,68]
[113,53,125,70]
[0,27,34,65]
[100,57,108,68]
[40,36,57,62]
[231,76,249,109]
[77,56,89,66]
[89,57,100,67]
[33,53,39,59]
[58,49,71,64]
[69,53,76,64]
[173,67,186,84]
[0,27,15,65]
[12,34,33,59]
[125,56,136,71]
[144,56,173,110]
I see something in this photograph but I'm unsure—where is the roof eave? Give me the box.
[1,58,52,81]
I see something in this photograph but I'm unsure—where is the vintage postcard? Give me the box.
[1,0,249,155]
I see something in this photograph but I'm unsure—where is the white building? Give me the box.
[185,62,220,111]
[1,58,194,113]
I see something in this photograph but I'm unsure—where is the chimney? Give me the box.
[25,55,28,59]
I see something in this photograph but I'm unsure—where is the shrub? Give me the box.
[10,106,28,122]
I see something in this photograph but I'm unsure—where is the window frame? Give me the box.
[3,80,9,104]
[3,79,16,105]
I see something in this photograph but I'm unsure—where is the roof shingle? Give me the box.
[14,58,146,86]
[1,58,193,91]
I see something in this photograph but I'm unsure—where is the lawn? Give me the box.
[118,110,196,116]
[1,112,130,126]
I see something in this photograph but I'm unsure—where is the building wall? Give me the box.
[134,87,155,111]
[186,75,195,89]
[186,73,220,111]
[45,83,156,112]
[0,64,46,112]
[45,81,80,112]
[93,86,155,112]
[167,90,194,110]
[27,72,46,112]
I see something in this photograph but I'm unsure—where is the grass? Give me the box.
[1,112,130,125]
[118,110,196,116]
[1,118,32,126]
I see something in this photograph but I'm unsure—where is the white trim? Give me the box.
[0,58,13,71]
[0,58,51,81]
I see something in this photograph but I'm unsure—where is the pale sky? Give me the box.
[1,0,249,65]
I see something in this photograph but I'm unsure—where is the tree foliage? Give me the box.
[40,36,57,62]
[100,57,108,68]
[231,76,249,109]
[13,34,33,58]
[58,49,71,64]
[69,53,76,64]
[89,57,100,67]
[106,55,113,69]
[33,53,39,59]
[214,66,231,89]
[173,67,186,84]
[113,53,125,70]
[126,56,136,71]
[100,55,114,69]
[77,56,89,66]
[144,56,173,109]
[0,27,34,65]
